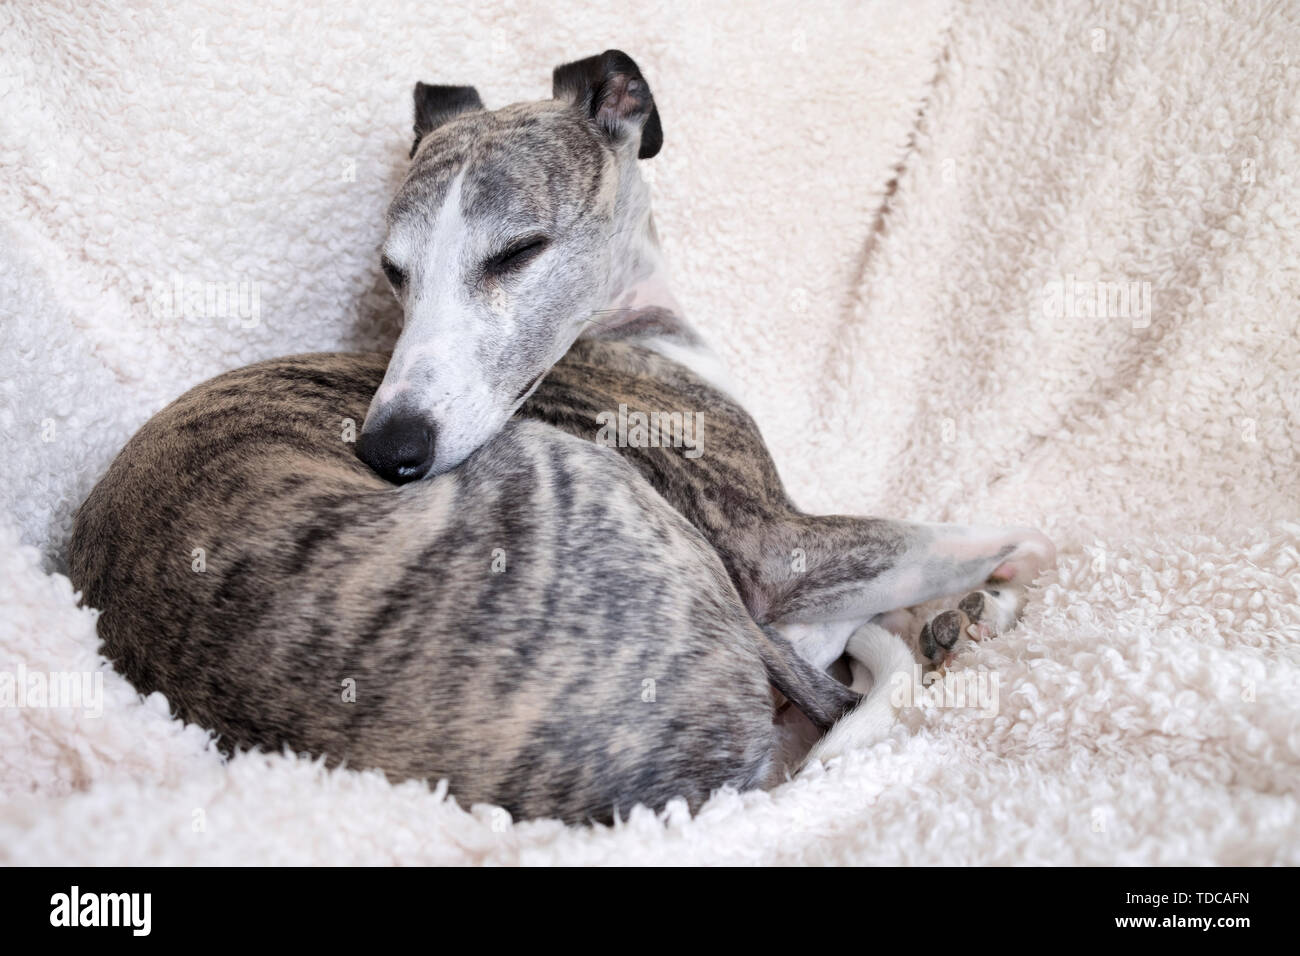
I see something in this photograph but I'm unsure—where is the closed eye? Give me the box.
[381,256,406,290]
[485,235,549,276]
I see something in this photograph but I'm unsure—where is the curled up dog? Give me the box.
[68,51,1056,824]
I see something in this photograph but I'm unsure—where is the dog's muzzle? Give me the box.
[356,411,436,485]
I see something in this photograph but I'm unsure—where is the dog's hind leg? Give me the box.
[738,516,1055,675]
[526,338,1055,685]
[744,516,1055,629]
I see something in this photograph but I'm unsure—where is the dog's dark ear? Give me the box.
[552,50,662,159]
[410,83,484,158]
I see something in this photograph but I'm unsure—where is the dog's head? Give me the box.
[356,50,663,483]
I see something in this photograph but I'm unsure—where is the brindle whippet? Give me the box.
[69,51,1055,824]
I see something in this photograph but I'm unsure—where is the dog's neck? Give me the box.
[584,164,684,336]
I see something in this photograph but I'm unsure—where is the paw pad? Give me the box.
[957,591,986,620]
[919,609,968,664]
[916,583,1026,667]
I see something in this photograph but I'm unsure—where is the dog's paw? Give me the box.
[916,583,1027,667]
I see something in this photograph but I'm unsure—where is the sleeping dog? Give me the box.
[68,51,1054,824]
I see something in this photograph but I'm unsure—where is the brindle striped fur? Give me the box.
[67,50,1054,822]
[68,343,858,823]
[530,337,914,624]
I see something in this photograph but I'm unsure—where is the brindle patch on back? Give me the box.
[68,351,787,824]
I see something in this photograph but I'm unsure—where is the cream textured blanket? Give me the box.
[2,0,1297,864]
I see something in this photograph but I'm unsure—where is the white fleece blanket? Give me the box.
[2,0,1298,865]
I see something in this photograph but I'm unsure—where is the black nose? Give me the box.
[356,413,436,485]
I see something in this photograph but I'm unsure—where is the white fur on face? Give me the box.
[368,170,524,474]
[364,110,634,476]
